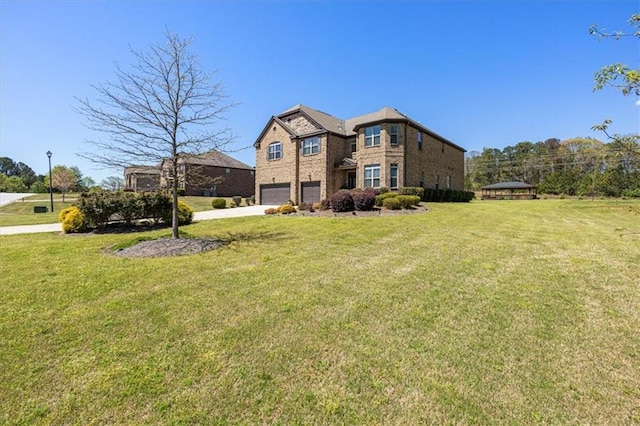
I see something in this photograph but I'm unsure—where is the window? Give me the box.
[350,139,357,154]
[302,136,320,156]
[417,132,423,150]
[364,164,381,188]
[446,176,451,189]
[268,141,282,160]
[390,164,398,188]
[442,142,445,153]
[390,124,399,145]
[225,168,230,174]
[365,125,381,147]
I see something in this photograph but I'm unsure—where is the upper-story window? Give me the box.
[365,125,381,147]
[446,175,451,189]
[268,141,282,160]
[390,124,399,145]
[364,164,381,188]
[302,136,320,156]
[417,132,423,150]
[350,139,356,154]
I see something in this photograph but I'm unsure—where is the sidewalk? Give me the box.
[0,205,279,236]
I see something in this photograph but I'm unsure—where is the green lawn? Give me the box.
[1,200,638,424]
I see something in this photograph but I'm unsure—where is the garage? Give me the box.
[260,183,290,205]
[301,181,321,204]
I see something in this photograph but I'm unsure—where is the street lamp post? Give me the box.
[46,151,53,213]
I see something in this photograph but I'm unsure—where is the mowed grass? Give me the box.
[0,195,242,227]
[1,200,638,424]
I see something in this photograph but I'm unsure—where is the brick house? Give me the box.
[159,151,255,197]
[124,165,161,192]
[254,104,466,205]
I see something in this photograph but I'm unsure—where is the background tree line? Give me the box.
[0,156,124,194]
[465,137,640,197]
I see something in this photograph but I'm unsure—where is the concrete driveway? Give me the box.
[0,192,35,207]
[0,205,279,235]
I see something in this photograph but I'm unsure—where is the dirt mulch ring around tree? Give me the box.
[107,237,227,258]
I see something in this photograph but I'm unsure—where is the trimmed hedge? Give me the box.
[351,188,377,211]
[396,195,421,209]
[211,198,226,209]
[382,197,401,210]
[423,188,475,202]
[330,190,354,212]
[375,192,398,207]
[399,187,425,199]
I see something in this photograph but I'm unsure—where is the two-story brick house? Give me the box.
[254,104,465,205]
[159,151,255,197]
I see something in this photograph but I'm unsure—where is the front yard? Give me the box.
[1,200,638,424]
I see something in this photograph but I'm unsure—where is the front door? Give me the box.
[347,172,356,189]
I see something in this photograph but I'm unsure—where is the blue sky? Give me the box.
[1,0,638,183]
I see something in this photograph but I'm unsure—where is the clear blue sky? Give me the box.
[1,0,638,184]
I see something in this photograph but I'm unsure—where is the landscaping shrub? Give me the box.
[320,199,331,211]
[382,197,401,210]
[116,191,143,225]
[399,187,425,200]
[312,202,322,211]
[351,188,376,211]
[162,201,194,225]
[61,206,88,233]
[139,191,171,224]
[229,201,237,208]
[330,190,354,212]
[396,195,420,209]
[375,192,398,207]
[298,202,308,211]
[58,206,76,223]
[232,196,242,206]
[278,204,296,214]
[76,190,120,227]
[423,188,475,203]
[264,207,278,215]
[378,186,389,194]
[245,197,253,206]
[623,188,640,198]
[211,198,226,209]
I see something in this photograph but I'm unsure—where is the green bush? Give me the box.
[623,188,640,198]
[298,202,308,211]
[278,204,296,214]
[396,195,420,209]
[382,197,401,210]
[229,201,237,208]
[320,199,331,211]
[61,206,88,233]
[162,201,194,225]
[245,197,253,206]
[375,192,398,207]
[232,196,242,206]
[399,187,425,199]
[378,187,389,194]
[211,198,226,209]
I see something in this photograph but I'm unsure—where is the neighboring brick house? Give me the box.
[253,104,466,205]
[124,165,161,192]
[160,151,255,197]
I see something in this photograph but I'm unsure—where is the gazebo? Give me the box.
[481,182,537,200]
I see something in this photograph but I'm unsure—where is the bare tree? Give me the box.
[101,176,125,191]
[51,166,78,202]
[76,31,234,238]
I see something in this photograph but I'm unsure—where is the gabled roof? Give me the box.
[255,104,465,152]
[482,181,536,190]
[173,151,254,170]
[125,165,160,175]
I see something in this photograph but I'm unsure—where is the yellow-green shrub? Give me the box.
[278,204,296,214]
[61,206,88,233]
[162,201,194,225]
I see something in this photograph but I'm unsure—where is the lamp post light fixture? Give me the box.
[46,151,54,213]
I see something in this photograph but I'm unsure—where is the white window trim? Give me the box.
[364,164,381,188]
[268,141,282,160]
[301,136,320,156]
[365,125,381,147]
